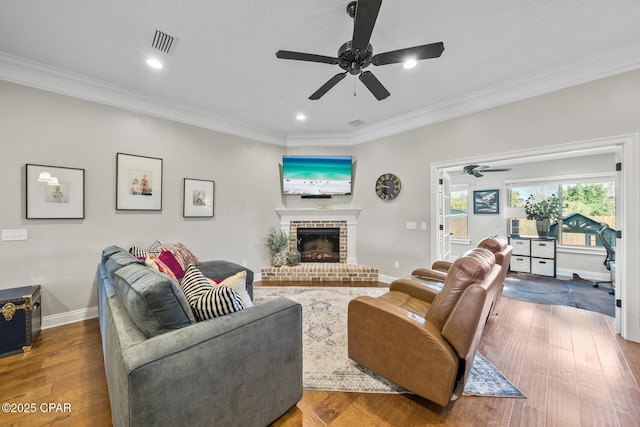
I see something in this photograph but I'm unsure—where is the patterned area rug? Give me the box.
[253,286,524,398]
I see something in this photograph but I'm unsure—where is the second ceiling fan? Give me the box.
[275,0,444,100]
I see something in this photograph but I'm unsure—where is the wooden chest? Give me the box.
[0,285,41,358]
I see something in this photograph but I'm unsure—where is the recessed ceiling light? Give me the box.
[296,113,306,121]
[146,58,163,69]
[403,59,417,69]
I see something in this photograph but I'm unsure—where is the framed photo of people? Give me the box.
[116,153,163,211]
[183,178,214,218]
[26,163,85,219]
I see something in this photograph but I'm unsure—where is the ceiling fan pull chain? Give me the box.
[354,76,357,96]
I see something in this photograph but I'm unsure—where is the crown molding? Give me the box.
[286,43,640,147]
[2,43,640,149]
[0,53,287,146]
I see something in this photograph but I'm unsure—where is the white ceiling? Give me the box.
[1,0,640,146]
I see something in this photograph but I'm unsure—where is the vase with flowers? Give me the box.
[524,195,560,237]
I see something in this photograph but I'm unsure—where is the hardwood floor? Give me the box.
[1,280,639,426]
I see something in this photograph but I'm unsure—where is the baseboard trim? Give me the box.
[42,306,98,330]
[556,268,610,282]
[378,274,398,284]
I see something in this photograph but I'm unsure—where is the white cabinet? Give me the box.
[508,237,556,277]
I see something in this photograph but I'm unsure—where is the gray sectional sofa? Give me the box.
[97,246,302,427]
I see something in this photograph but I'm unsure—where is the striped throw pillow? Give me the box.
[129,240,163,258]
[180,265,245,321]
[191,285,245,321]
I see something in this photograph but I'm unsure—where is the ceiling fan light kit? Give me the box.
[275,0,444,100]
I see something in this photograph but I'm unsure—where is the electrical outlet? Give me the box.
[421,222,427,230]
[394,261,400,269]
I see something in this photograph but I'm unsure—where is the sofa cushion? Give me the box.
[180,265,245,321]
[105,249,144,281]
[113,263,196,337]
[102,245,127,263]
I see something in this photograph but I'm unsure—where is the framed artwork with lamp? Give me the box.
[25,164,85,219]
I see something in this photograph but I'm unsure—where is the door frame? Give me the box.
[430,133,639,342]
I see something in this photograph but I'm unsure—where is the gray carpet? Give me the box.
[253,286,524,398]
[503,273,615,317]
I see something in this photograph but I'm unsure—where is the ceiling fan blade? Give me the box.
[473,172,484,178]
[276,50,338,65]
[352,0,382,53]
[309,72,348,100]
[372,42,445,66]
[463,164,478,173]
[359,71,390,100]
[482,168,512,172]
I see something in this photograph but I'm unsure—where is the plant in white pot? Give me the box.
[524,194,560,237]
[266,228,290,267]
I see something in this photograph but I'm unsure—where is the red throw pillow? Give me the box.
[159,250,186,279]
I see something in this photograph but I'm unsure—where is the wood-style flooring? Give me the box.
[0,280,639,426]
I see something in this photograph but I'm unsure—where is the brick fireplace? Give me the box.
[277,208,360,264]
[290,223,346,263]
[260,208,378,282]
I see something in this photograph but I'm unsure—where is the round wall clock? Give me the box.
[375,173,402,201]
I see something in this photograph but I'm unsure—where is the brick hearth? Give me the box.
[261,263,378,282]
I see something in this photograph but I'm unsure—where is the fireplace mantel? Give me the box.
[275,208,361,222]
[275,208,362,264]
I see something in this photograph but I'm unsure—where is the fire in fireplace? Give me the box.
[296,228,340,263]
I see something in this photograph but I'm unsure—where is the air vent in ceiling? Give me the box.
[151,29,176,55]
[348,119,367,127]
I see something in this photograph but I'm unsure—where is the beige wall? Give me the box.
[0,81,284,321]
[1,68,639,327]
[349,69,640,279]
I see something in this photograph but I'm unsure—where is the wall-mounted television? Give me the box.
[282,155,353,197]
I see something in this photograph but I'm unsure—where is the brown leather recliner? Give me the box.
[412,234,512,317]
[347,247,501,407]
[413,234,510,281]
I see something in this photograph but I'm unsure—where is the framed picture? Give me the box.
[116,153,163,211]
[26,164,85,219]
[473,189,500,214]
[183,178,214,218]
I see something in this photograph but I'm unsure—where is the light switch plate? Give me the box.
[2,229,28,241]
[406,222,417,230]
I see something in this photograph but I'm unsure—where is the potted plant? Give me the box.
[266,227,290,267]
[524,195,560,237]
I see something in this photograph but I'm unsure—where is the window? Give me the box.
[508,177,616,247]
[450,187,468,239]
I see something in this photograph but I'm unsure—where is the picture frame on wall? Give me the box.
[183,178,214,218]
[473,189,500,214]
[26,164,85,219]
[116,153,163,211]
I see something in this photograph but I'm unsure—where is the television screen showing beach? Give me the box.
[282,156,352,195]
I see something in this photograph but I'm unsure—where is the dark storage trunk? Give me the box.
[0,285,41,358]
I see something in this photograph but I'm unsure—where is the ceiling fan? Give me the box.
[461,164,512,178]
[275,0,444,100]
